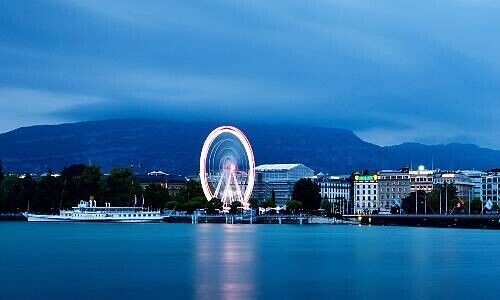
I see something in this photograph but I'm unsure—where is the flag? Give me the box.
[485,200,493,210]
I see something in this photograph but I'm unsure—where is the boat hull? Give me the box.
[24,213,164,223]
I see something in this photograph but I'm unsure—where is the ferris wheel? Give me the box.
[199,126,255,211]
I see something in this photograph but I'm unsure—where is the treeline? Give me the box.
[0,162,205,213]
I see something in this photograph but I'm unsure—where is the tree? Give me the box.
[34,173,64,212]
[427,184,459,214]
[262,197,276,208]
[0,175,22,212]
[0,159,4,184]
[470,199,483,214]
[401,190,427,214]
[229,201,242,214]
[286,199,302,214]
[207,198,223,214]
[167,180,205,211]
[78,166,102,202]
[182,196,207,213]
[248,198,260,209]
[60,164,87,207]
[102,168,142,206]
[291,178,322,211]
[144,184,170,209]
[321,199,332,214]
[185,180,204,200]
[19,174,36,212]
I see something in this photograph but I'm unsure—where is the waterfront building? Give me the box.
[353,173,379,214]
[312,173,351,213]
[253,164,314,206]
[377,168,410,212]
[481,171,500,205]
[459,170,485,200]
[433,171,474,200]
[409,165,435,193]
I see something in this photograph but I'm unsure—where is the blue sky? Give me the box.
[1,1,500,148]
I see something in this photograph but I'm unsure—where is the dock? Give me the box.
[351,214,500,229]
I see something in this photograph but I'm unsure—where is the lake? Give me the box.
[1,223,499,299]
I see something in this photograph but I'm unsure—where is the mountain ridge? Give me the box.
[0,119,498,174]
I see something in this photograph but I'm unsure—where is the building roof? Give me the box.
[256,163,306,171]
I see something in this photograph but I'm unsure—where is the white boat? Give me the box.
[24,200,163,223]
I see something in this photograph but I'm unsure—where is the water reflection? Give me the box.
[195,225,257,300]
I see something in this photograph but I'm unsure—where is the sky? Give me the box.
[1,1,500,148]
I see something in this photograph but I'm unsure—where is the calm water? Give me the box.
[1,223,499,300]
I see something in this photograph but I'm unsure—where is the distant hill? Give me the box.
[0,119,499,174]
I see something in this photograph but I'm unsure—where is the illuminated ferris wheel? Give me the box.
[199,126,255,211]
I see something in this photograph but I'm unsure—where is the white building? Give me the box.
[409,165,435,193]
[459,170,485,200]
[482,171,500,205]
[313,173,351,214]
[354,174,378,214]
[433,171,474,200]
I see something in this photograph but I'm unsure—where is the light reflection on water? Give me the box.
[195,224,256,300]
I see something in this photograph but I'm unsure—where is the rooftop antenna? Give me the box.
[431,156,434,171]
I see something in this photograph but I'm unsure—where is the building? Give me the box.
[253,164,314,206]
[482,171,500,205]
[135,171,187,196]
[312,173,351,214]
[377,168,411,212]
[353,173,379,214]
[409,165,435,193]
[433,171,474,200]
[459,170,485,200]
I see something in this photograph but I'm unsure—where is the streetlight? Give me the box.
[415,190,418,215]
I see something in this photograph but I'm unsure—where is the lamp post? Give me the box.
[469,188,471,215]
[439,186,442,215]
[424,193,427,215]
[415,191,418,215]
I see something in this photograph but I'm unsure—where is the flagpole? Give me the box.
[439,187,442,215]
[445,182,448,215]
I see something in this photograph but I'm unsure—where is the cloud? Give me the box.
[1,1,500,148]
[0,88,103,132]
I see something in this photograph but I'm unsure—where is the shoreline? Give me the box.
[3,213,500,229]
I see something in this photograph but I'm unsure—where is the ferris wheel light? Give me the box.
[199,126,256,208]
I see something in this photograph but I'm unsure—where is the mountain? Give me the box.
[0,119,499,175]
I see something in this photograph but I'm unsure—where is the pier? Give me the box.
[351,214,500,229]
[0,213,25,221]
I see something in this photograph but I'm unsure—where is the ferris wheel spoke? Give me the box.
[232,171,244,204]
[222,170,233,207]
[213,173,225,199]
